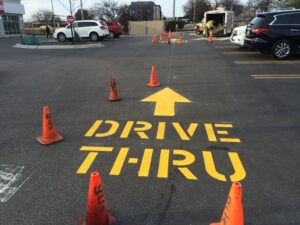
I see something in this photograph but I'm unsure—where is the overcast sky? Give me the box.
[21,0,188,21]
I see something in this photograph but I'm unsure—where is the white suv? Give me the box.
[230,25,247,47]
[53,20,109,42]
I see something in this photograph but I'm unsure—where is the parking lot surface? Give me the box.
[0,34,300,225]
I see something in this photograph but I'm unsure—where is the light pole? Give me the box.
[173,0,175,20]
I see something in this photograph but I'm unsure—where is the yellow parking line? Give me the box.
[215,46,237,49]
[253,77,300,79]
[235,61,300,65]
[252,75,300,79]
[223,52,260,55]
[252,75,300,77]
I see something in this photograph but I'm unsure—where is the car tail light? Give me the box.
[251,28,269,35]
[100,26,105,30]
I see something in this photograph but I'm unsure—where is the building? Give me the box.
[154,4,162,20]
[0,0,25,37]
[130,1,162,21]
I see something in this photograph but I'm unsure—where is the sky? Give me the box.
[21,0,188,21]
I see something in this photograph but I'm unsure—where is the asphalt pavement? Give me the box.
[0,33,300,225]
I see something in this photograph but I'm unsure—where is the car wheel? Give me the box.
[57,33,66,42]
[90,32,99,42]
[109,31,115,38]
[271,40,293,60]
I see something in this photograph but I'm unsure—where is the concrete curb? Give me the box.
[13,43,104,49]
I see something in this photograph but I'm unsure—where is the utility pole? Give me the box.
[80,0,84,20]
[50,0,55,28]
[173,0,175,20]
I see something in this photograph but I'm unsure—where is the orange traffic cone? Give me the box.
[36,106,63,145]
[164,31,167,36]
[159,34,163,42]
[208,31,213,43]
[210,182,244,225]
[108,77,121,101]
[179,33,183,45]
[152,34,157,44]
[147,66,160,87]
[78,171,116,225]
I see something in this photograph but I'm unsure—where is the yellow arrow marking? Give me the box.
[141,87,191,116]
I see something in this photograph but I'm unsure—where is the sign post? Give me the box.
[67,15,75,44]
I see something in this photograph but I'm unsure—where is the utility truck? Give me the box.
[203,10,234,36]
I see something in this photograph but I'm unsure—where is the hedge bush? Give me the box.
[165,20,176,32]
[177,21,185,29]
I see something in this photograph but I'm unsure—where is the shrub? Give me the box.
[165,20,176,32]
[177,21,185,29]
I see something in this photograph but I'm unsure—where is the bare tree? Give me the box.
[32,9,53,22]
[56,0,81,15]
[31,9,61,24]
[244,0,256,18]
[183,0,211,22]
[210,0,222,9]
[220,0,244,15]
[90,0,130,21]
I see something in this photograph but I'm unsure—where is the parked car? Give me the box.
[53,20,109,42]
[230,25,247,46]
[105,21,122,38]
[245,10,300,59]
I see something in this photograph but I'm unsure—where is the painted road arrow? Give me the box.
[141,87,191,116]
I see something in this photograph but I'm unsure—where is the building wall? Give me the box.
[129,20,164,35]
[0,0,25,37]
[0,15,4,36]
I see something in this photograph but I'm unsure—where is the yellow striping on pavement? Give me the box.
[235,60,300,65]
[223,51,260,55]
[252,75,300,79]
[253,77,300,79]
[252,75,300,77]
[80,146,113,152]
[215,46,237,49]
[76,152,98,174]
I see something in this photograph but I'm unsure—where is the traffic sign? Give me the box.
[67,15,75,24]
[0,1,4,15]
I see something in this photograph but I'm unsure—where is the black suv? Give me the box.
[245,10,300,59]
